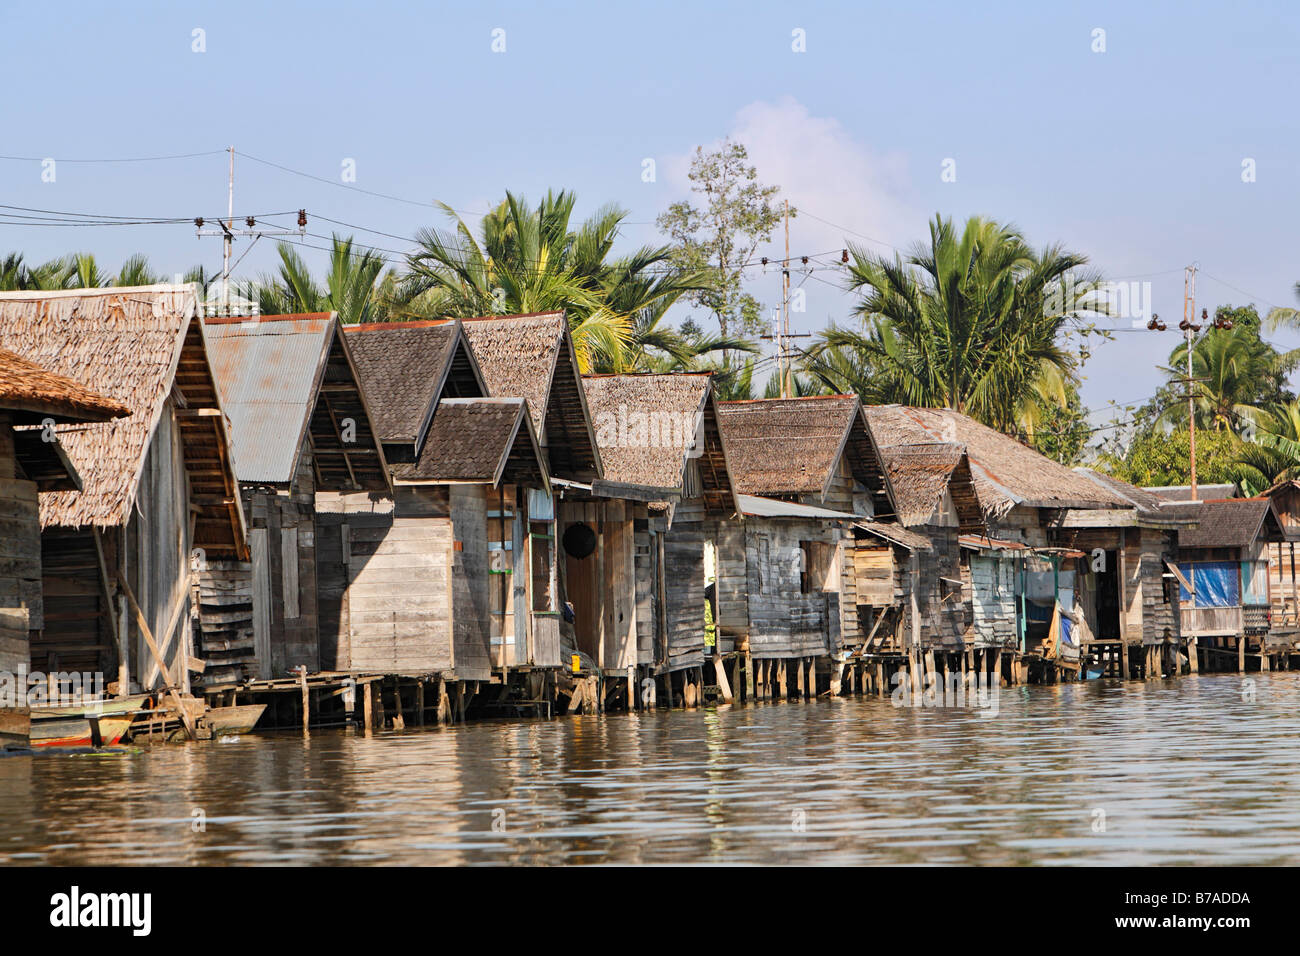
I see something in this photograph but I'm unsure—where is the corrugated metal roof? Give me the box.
[204,314,335,483]
[736,493,858,520]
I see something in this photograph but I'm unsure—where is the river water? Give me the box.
[3,673,1300,865]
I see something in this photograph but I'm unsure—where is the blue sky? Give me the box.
[3,0,1298,433]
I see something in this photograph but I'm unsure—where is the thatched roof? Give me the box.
[205,313,389,491]
[0,285,247,557]
[582,373,736,513]
[460,312,601,479]
[391,398,548,492]
[717,395,890,511]
[864,405,1128,516]
[878,442,983,530]
[344,320,485,454]
[1164,497,1284,550]
[0,345,128,424]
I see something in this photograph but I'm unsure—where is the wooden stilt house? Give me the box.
[0,347,127,714]
[715,395,896,665]
[580,373,736,696]
[1259,480,1300,640]
[0,285,247,695]
[338,321,553,682]
[458,313,612,673]
[199,313,391,684]
[1159,495,1285,669]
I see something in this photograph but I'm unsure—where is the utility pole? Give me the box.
[195,145,306,316]
[1183,264,1199,500]
[782,200,791,398]
[761,200,811,399]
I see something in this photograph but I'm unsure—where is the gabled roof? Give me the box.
[877,442,983,531]
[391,397,549,492]
[344,320,485,454]
[716,395,892,512]
[1074,469,1196,528]
[582,372,736,514]
[0,345,129,424]
[1165,497,1284,550]
[1145,483,1239,502]
[204,313,389,491]
[459,312,601,479]
[0,285,247,557]
[864,404,1128,516]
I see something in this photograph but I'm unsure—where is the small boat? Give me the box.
[206,703,266,736]
[29,697,143,748]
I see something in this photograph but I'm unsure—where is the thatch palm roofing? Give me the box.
[392,397,548,491]
[0,285,247,556]
[344,319,485,451]
[864,405,1128,515]
[204,313,389,491]
[0,345,129,424]
[878,442,982,530]
[459,312,601,479]
[582,372,736,512]
[716,394,888,504]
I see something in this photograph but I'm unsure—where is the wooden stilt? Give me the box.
[1238,637,1246,673]
[297,667,310,734]
[362,680,373,734]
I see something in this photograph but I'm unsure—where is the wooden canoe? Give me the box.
[29,697,143,748]
[206,704,266,736]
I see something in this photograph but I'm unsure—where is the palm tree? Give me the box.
[804,214,1104,436]
[1161,324,1295,430]
[406,190,710,372]
[1233,400,1300,494]
[251,235,387,324]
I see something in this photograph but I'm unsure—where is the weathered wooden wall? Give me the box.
[126,402,192,692]
[318,487,456,675]
[449,485,492,681]
[743,519,838,659]
[0,419,40,676]
[969,555,1017,649]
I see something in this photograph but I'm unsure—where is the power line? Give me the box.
[0,149,225,164]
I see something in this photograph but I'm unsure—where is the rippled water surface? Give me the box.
[3,673,1300,865]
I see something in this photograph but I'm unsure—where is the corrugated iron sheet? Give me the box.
[204,316,333,483]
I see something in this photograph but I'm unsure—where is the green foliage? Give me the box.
[803,214,1104,437]
[655,138,788,341]
[249,235,386,325]
[1029,388,1090,464]
[1097,427,1245,488]
[407,190,709,372]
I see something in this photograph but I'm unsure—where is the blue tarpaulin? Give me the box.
[1178,561,1239,608]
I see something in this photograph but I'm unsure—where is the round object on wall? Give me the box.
[562,522,598,559]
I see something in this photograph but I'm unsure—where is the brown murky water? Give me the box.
[3,673,1300,865]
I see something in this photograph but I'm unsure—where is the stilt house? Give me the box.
[580,373,737,689]
[715,395,896,662]
[0,347,127,685]
[199,313,391,684]
[0,286,247,695]
[338,320,552,681]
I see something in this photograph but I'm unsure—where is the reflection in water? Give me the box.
[3,673,1300,865]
